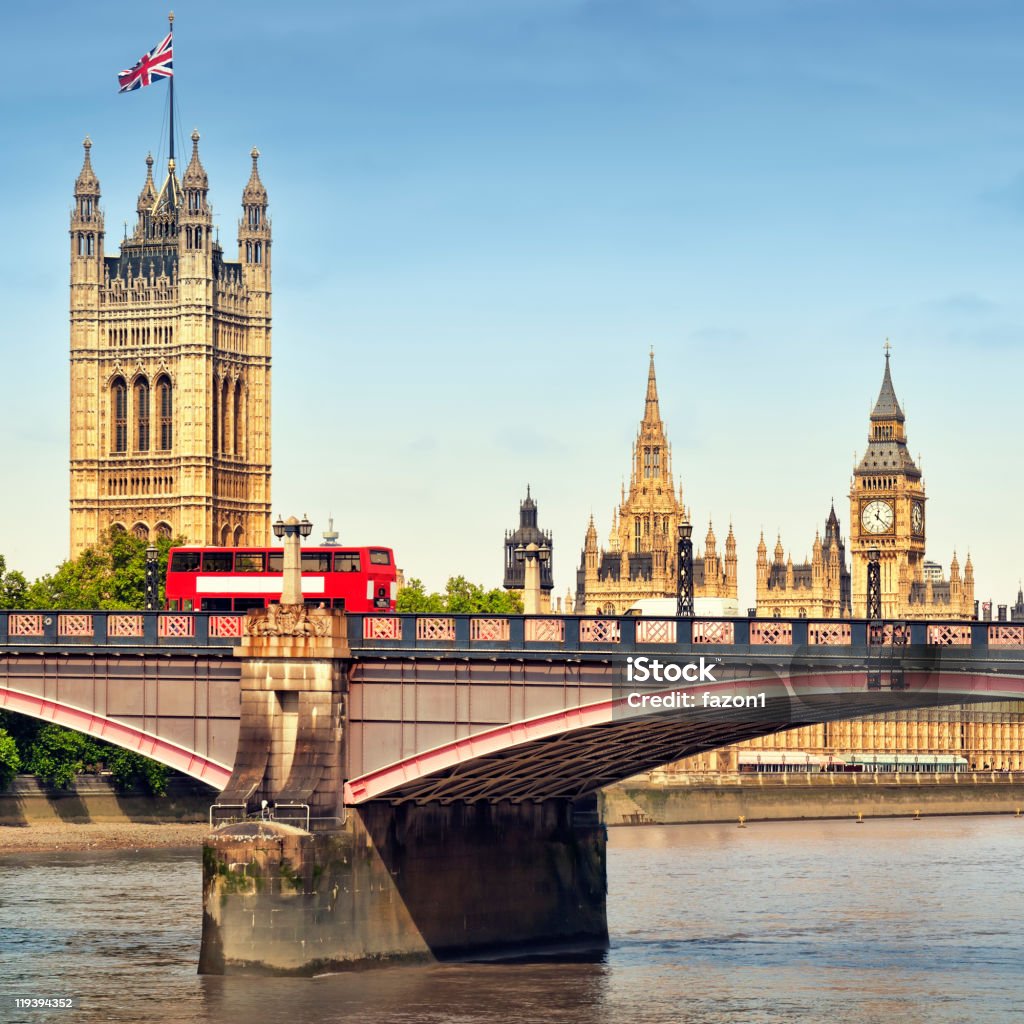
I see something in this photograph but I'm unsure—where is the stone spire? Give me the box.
[243,147,268,204]
[75,137,100,197]
[182,129,209,189]
[643,348,661,426]
[871,347,905,423]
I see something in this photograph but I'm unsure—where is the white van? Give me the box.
[624,596,741,617]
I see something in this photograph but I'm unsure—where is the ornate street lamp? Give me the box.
[677,521,694,618]
[867,547,882,620]
[144,544,159,611]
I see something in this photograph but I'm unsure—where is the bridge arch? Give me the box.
[0,685,231,790]
[345,668,1024,806]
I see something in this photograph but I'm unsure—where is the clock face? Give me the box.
[911,502,924,535]
[861,499,895,535]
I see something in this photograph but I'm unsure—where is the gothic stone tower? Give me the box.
[848,352,973,619]
[69,134,272,554]
[574,353,737,615]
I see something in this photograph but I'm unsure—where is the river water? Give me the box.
[1,815,1022,1024]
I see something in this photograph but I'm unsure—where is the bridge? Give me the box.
[3,609,1023,799]
[4,607,1023,974]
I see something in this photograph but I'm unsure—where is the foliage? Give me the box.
[396,576,524,614]
[23,529,180,610]
[105,748,170,797]
[25,725,105,790]
[0,555,29,610]
[0,729,20,790]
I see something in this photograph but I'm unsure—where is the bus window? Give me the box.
[333,551,360,573]
[301,552,330,572]
[235,552,266,573]
[268,552,283,572]
[331,598,347,610]
[369,549,391,565]
[170,551,201,572]
[233,597,265,612]
[201,598,233,611]
[202,552,233,572]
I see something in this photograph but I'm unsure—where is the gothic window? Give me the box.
[246,242,252,262]
[111,377,127,453]
[134,377,150,451]
[634,518,641,554]
[156,522,172,539]
[157,375,173,450]
[233,380,243,457]
[132,522,149,541]
[254,241,262,264]
[653,447,660,477]
[86,234,94,256]
[221,378,230,454]
[212,377,220,454]
[643,448,651,479]
[195,227,203,248]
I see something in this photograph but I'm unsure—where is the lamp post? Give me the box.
[867,547,882,620]
[516,542,551,615]
[144,544,159,611]
[677,521,694,618]
[273,514,313,606]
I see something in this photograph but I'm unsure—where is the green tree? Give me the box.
[0,555,29,609]
[105,748,170,797]
[26,725,105,789]
[25,529,179,610]
[0,728,20,790]
[396,577,523,614]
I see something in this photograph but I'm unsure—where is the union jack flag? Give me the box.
[117,31,173,93]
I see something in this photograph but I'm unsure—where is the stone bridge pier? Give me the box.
[200,608,608,975]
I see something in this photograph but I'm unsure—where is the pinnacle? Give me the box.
[870,348,905,422]
[75,136,100,195]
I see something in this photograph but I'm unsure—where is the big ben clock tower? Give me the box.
[849,348,927,617]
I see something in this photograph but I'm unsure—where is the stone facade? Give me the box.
[756,504,852,619]
[574,353,737,615]
[69,134,271,556]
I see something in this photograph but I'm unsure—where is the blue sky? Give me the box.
[1,0,1023,611]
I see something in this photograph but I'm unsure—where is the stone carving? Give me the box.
[247,602,332,639]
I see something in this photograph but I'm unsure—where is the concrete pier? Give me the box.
[200,799,607,974]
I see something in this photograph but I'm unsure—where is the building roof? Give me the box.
[871,352,905,422]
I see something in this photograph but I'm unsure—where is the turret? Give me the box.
[70,137,104,297]
[179,130,212,263]
[584,515,598,573]
[239,146,271,292]
[774,535,785,566]
[725,523,737,588]
[756,532,769,586]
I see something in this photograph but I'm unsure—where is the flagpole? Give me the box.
[168,11,175,165]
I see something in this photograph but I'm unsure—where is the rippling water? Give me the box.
[1,816,1023,1023]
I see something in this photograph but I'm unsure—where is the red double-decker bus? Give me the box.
[165,546,398,613]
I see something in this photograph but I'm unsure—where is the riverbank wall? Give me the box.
[601,772,1024,825]
[0,774,215,826]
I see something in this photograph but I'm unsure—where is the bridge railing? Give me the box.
[0,610,245,648]
[1,610,1023,656]
[349,614,1024,656]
